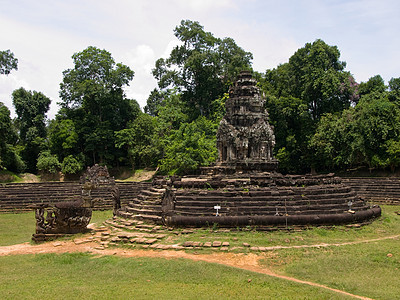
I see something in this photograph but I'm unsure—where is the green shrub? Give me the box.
[61,155,82,175]
[36,151,61,174]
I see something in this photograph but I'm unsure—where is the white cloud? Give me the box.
[125,45,156,74]
[123,39,182,108]
[123,45,157,107]
[173,0,234,11]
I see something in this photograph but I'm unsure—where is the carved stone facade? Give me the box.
[216,71,278,172]
[32,164,120,242]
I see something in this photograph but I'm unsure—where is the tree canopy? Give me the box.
[150,20,252,120]
[12,88,51,172]
[0,50,18,75]
[0,102,24,172]
[1,22,400,177]
[58,46,140,166]
[260,39,360,173]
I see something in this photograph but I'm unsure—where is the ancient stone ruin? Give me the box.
[117,71,381,229]
[216,70,278,173]
[32,164,120,242]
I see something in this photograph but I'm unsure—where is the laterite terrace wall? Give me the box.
[0,181,151,212]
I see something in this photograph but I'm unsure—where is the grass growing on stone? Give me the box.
[0,253,351,300]
[0,210,112,246]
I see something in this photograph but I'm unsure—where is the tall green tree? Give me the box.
[261,39,358,173]
[115,113,161,169]
[48,118,79,160]
[311,90,400,172]
[264,39,356,120]
[265,95,313,173]
[388,77,400,103]
[58,46,139,166]
[0,50,18,75]
[12,88,51,172]
[159,116,218,175]
[358,75,386,97]
[0,102,24,172]
[151,20,253,120]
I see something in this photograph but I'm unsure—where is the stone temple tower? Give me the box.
[216,70,279,173]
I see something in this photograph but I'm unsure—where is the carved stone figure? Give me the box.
[32,164,120,241]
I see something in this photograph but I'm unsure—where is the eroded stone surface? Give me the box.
[215,70,278,173]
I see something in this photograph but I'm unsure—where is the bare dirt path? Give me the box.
[2,235,395,300]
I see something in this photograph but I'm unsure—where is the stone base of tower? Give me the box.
[117,172,381,229]
[202,159,279,175]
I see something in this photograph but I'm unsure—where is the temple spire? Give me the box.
[216,71,278,172]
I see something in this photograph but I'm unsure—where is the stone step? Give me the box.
[137,194,162,201]
[133,214,163,224]
[141,190,164,197]
[126,207,162,216]
[127,202,162,211]
[149,187,166,193]
[173,206,370,216]
[173,197,360,207]
[130,199,162,205]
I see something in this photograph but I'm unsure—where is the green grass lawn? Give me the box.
[0,206,399,299]
[0,253,351,300]
[261,238,400,300]
[0,210,112,246]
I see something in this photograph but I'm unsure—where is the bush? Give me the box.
[61,155,82,175]
[36,151,61,174]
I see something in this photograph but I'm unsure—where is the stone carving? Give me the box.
[216,71,278,172]
[32,164,120,241]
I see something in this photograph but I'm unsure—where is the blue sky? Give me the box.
[1,0,399,118]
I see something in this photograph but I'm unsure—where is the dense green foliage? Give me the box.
[12,87,51,172]
[311,85,400,172]
[0,49,18,75]
[61,154,83,175]
[36,150,61,174]
[149,19,252,120]
[0,102,24,172]
[57,46,140,167]
[2,22,400,176]
[115,112,161,169]
[260,39,361,173]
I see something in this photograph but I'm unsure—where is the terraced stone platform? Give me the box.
[342,177,400,205]
[117,71,381,229]
[0,182,150,212]
[117,173,381,229]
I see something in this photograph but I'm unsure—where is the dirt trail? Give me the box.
[1,235,392,300]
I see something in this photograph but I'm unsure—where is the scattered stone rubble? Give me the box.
[60,213,371,253]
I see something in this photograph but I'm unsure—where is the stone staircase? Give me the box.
[171,184,368,217]
[118,186,166,224]
[0,182,151,212]
[117,174,380,228]
[342,177,400,205]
